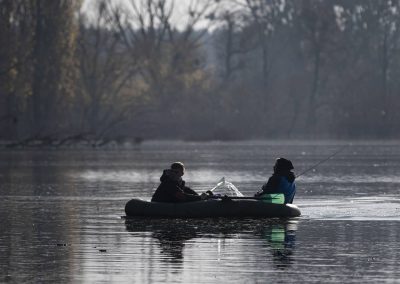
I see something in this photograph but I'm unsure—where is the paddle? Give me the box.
[206,192,285,203]
[209,177,243,196]
[209,196,274,200]
[205,178,284,203]
[209,195,285,204]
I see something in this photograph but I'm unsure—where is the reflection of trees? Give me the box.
[0,151,75,283]
[125,218,298,267]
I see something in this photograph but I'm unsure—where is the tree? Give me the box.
[296,0,340,136]
[112,0,215,137]
[0,0,36,140]
[76,0,139,142]
[30,0,80,138]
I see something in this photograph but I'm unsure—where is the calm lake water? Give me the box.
[1,140,400,283]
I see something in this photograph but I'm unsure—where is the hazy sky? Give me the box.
[81,0,238,30]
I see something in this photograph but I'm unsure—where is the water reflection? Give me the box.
[125,218,298,267]
[0,151,76,283]
[264,221,297,269]
[2,142,400,282]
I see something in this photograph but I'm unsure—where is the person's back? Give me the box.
[151,162,201,203]
[255,158,296,204]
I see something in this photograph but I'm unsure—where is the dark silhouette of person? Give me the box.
[125,218,197,264]
[151,162,203,203]
[255,158,296,204]
[152,228,197,263]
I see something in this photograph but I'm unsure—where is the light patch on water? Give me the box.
[76,169,400,186]
[75,170,159,183]
[299,174,400,184]
[298,195,400,221]
[74,169,267,184]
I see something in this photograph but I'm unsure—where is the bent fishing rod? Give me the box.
[296,144,349,178]
[207,144,349,199]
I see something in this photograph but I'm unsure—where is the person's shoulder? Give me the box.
[160,169,172,182]
[261,175,279,190]
[269,174,281,183]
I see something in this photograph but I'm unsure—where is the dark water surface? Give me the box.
[1,141,400,283]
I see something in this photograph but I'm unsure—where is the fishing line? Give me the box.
[296,144,349,178]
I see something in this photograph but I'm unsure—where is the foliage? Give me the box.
[1,0,400,146]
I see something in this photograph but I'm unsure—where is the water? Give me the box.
[1,141,400,283]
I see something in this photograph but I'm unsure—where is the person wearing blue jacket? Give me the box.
[255,158,296,204]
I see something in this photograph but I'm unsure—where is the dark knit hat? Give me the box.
[274,158,294,171]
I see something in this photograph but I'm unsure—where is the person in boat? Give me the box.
[151,162,204,203]
[255,158,296,204]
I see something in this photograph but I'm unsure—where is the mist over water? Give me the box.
[1,140,400,283]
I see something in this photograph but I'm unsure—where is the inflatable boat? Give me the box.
[125,198,301,218]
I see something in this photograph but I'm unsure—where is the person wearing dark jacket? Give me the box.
[255,158,296,204]
[151,162,203,203]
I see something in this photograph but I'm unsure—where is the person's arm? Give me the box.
[174,186,201,202]
[255,176,280,196]
[286,183,296,204]
[183,186,199,196]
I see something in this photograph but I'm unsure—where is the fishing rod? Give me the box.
[296,144,349,178]
[207,144,348,197]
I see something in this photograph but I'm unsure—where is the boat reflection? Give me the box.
[151,225,197,263]
[125,218,298,267]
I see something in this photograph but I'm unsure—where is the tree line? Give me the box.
[1,0,400,147]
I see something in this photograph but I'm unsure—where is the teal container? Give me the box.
[260,193,285,204]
